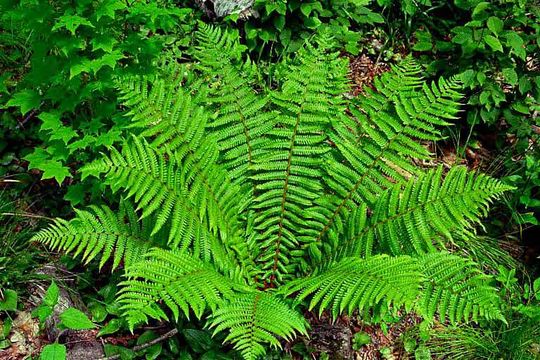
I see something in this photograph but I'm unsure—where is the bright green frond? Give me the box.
[116,67,209,153]
[316,65,464,258]
[80,136,230,266]
[118,248,237,330]
[192,22,250,75]
[192,23,274,186]
[251,34,350,285]
[360,57,424,115]
[286,253,503,325]
[117,69,248,245]
[284,255,422,318]
[417,252,504,324]
[342,166,513,257]
[32,200,155,271]
[208,291,308,360]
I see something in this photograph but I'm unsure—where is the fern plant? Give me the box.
[33,24,513,359]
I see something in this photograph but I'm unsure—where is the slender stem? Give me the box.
[98,328,179,360]
[0,212,52,220]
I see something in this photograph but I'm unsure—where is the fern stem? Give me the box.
[247,293,261,355]
[344,186,484,257]
[316,115,404,243]
[97,328,179,360]
[268,87,309,286]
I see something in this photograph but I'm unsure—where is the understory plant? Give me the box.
[0,0,194,204]
[33,25,513,359]
[426,269,540,360]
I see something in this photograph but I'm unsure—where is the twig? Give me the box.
[0,212,52,220]
[0,179,21,183]
[16,109,37,129]
[97,328,179,360]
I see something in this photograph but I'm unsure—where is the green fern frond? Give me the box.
[417,252,504,324]
[251,34,350,285]
[284,255,422,318]
[341,166,513,257]
[208,291,308,360]
[285,253,502,325]
[316,72,464,256]
[34,34,516,359]
[118,248,238,330]
[116,70,248,244]
[81,136,231,266]
[358,57,424,115]
[193,23,275,184]
[31,200,156,270]
[116,70,209,152]
[192,22,249,74]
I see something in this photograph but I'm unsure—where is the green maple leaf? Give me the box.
[92,51,125,74]
[64,183,86,206]
[95,129,122,147]
[52,15,94,35]
[49,126,78,144]
[25,148,71,184]
[38,111,63,132]
[96,0,126,20]
[25,148,49,167]
[69,58,93,79]
[91,35,116,53]
[68,135,96,152]
[69,51,124,79]
[56,36,86,56]
[41,162,71,184]
[6,89,41,115]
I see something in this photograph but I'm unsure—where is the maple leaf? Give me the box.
[38,111,63,132]
[52,15,94,35]
[69,58,93,79]
[48,126,78,144]
[24,148,71,184]
[96,0,127,20]
[91,35,117,53]
[5,89,41,115]
[64,183,86,206]
[41,162,71,184]
[92,51,125,74]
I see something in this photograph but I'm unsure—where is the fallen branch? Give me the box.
[97,328,179,360]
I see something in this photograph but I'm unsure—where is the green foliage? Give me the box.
[118,249,237,327]
[0,0,195,201]
[504,153,540,226]
[418,253,503,324]
[208,292,308,360]
[33,200,159,270]
[0,188,44,290]
[428,318,540,360]
[285,255,421,317]
[342,166,511,257]
[387,0,540,225]
[59,308,95,330]
[32,281,60,324]
[286,253,504,324]
[410,1,539,125]
[0,289,17,312]
[40,343,67,360]
[191,23,274,183]
[227,0,384,55]
[35,29,513,359]
[414,268,540,360]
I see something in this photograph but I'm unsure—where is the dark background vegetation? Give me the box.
[0,0,539,359]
